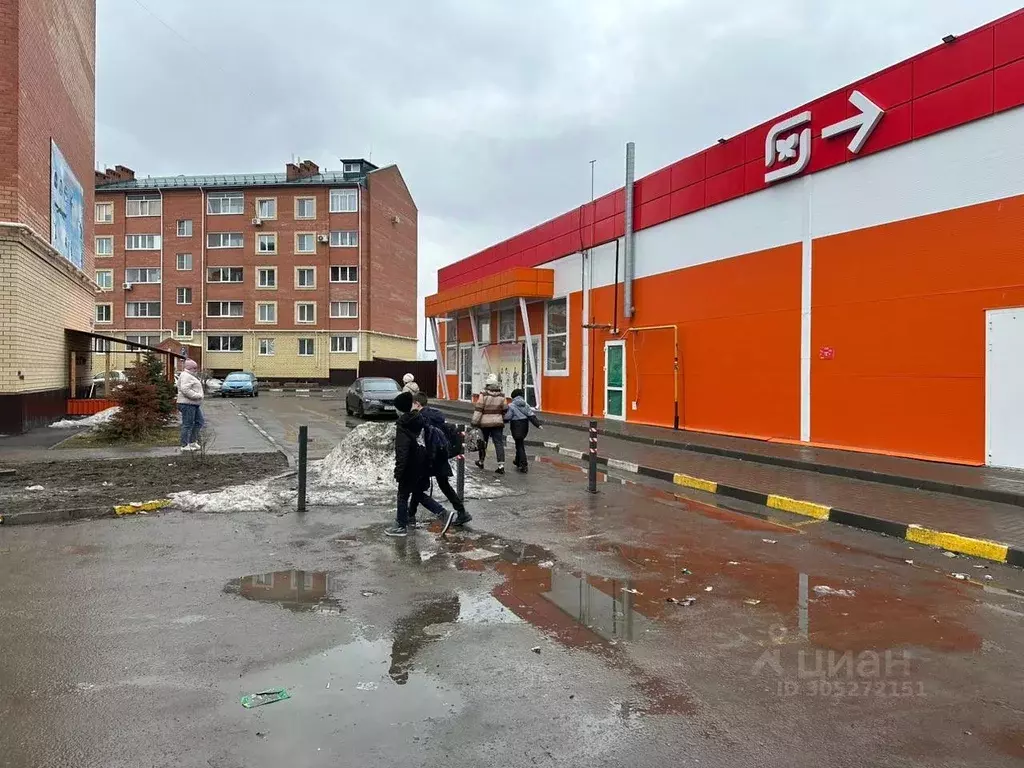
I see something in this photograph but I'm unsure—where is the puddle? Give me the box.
[224,570,344,615]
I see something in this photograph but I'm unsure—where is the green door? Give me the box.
[605,341,625,420]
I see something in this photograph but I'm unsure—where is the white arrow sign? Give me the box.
[821,90,884,154]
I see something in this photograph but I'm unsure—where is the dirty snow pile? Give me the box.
[49,406,119,429]
[317,422,398,489]
[169,481,360,513]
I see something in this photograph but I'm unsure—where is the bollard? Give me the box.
[298,425,308,512]
[456,423,466,502]
[587,420,598,494]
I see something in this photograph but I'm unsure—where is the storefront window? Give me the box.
[545,298,567,374]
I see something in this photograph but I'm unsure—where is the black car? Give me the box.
[346,377,402,418]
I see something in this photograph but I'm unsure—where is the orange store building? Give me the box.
[425,9,1024,470]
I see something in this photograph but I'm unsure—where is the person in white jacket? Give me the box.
[176,359,205,451]
[401,372,420,394]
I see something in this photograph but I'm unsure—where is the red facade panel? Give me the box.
[912,72,994,139]
[857,101,912,157]
[669,182,705,218]
[912,30,994,98]
[994,58,1024,112]
[636,166,672,205]
[850,62,914,110]
[704,139,745,177]
[704,166,745,208]
[995,11,1024,67]
[670,153,706,190]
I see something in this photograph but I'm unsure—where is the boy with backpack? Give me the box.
[410,392,471,532]
[505,388,543,473]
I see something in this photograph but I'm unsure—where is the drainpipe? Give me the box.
[623,142,636,319]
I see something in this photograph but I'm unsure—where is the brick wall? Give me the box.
[0,2,19,221]
[366,166,418,339]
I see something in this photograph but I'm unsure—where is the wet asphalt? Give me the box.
[2,396,1024,767]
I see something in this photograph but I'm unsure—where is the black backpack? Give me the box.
[443,422,464,459]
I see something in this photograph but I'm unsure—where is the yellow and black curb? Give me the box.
[527,438,1024,568]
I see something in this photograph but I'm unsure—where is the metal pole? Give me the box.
[298,425,308,512]
[588,420,598,494]
[456,423,466,502]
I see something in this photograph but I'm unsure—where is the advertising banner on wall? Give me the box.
[472,343,524,395]
[50,140,84,270]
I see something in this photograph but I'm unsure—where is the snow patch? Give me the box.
[49,407,119,429]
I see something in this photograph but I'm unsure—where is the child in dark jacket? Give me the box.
[504,389,542,473]
[410,392,471,528]
[387,391,453,537]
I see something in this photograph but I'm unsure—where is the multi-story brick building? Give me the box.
[92,158,418,383]
[0,0,97,433]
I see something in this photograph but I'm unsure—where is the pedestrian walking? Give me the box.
[176,359,205,452]
[505,388,543,473]
[410,392,471,532]
[387,390,454,538]
[401,372,420,394]
[471,373,509,474]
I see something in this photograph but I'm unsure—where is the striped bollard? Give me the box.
[588,420,598,494]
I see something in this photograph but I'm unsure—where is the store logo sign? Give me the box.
[764,91,884,185]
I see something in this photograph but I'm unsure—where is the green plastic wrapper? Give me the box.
[241,688,291,708]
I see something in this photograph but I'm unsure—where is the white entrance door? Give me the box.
[987,308,1024,468]
[458,346,474,401]
[604,340,626,420]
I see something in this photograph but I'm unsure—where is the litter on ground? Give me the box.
[622,588,642,595]
[24,485,44,491]
[114,499,171,516]
[762,539,777,544]
[704,586,713,592]
[538,560,554,569]
[241,689,290,708]
[813,585,856,597]
[355,682,378,691]
[943,551,958,558]
[950,573,969,581]
[743,599,761,606]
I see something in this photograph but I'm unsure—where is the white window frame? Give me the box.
[329,188,358,213]
[176,219,193,237]
[295,302,317,324]
[295,266,316,289]
[95,236,113,257]
[207,232,243,249]
[329,265,357,283]
[207,266,244,283]
[93,338,112,353]
[125,334,161,347]
[544,297,569,376]
[329,230,358,248]
[95,202,113,223]
[207,192,244,215]
[207,335,243,352]
[206,301,244,318]
[294,196,316,220]
[298,337,315,357]
[343,162,361,174]
[256,301,277,324]
[125,234,160,250]
[126,194,161,217]
[258,338,276,356]
[176,287,192,305]
[125,267,161,284]
[175,320,193,338]
[295,232,316,254]
[329,301,358,319]
[176,253,193,271]
[256,197,277,220]
[476,313,491,345]
[257,232,277,254]
[95,303,112,324]
[498,308,516,343]
[330,334,357,353]
[125,301,161,318]
[256,266,277,289]
[95,269,113,290]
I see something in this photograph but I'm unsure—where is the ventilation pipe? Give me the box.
[623,141,636,318]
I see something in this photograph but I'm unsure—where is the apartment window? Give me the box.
[295,267,316,288]
[295,197,316,219]
[295,233,315,253]
[257,233,277,254]
[331,334,357,353]
[207,192,244,215]
[298,338,315,356]
[95,202,113,223]
[256,302,277,324]
[126,301,161,318]
[329,188,358,212]
[545,297,568,374]
[207,301,243,317]
[476,313,491,344]
[258,338,275,356]
[207,335,243,352]
[330,301,357,319]
[256,198,277,219]
[498,308,516,342]
[207,266,243,283]
[126,194,161,217]
[330,230,358,247]
[343,162,361,174]
[95,304,112,323]
[93,338,111,353]
[95,269,113,290]
[176,287,192,305]
[176,253,193,270]
[176,219,193,237]
[257,267,277,288]
[126,334,160,347]
[296,302,316,323]
[207,232,243,249]
[95,236,113,257]
[330,266,358,283]
[125,267,161,284]
[175,320,193,337]
[125,234,160,250]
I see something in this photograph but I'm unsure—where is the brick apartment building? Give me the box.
[92,158,418,383]
[0,0,97,433]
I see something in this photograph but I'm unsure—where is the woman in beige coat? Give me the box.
[471,374,508,473]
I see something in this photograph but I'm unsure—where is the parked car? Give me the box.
[219,371,259,397]
[90,369,127,397]
[346,377,401,418]
[205,377,223,396]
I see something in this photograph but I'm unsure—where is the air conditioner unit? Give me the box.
[252,217,263,226]
[317,233,330,243]
[122,282,133,290]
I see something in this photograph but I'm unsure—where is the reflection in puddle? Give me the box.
[224,570,343,615]
[389,594,460,685]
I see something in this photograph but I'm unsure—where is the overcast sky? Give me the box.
[97,0,1021,355]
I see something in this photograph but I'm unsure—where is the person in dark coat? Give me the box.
[409,392,471,528]
[504,388,543,472]
[387,391,452,537]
